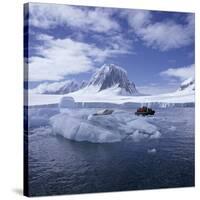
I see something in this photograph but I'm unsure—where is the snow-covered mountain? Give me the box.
[32,64,195,102]
[33,64,139,96]
[28,75,195,107]
[177,77,195,93]
[79,80,88,89]
[32,80,80,94]
[87,64,138,95]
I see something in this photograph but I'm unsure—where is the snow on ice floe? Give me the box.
[49,110,161,143]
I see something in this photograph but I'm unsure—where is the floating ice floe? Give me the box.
[147,148,157,154]
[50,110,161,143]
[129,130,149,142]
[168,126,176,131]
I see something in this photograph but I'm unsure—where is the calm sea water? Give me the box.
[26,107,194,196]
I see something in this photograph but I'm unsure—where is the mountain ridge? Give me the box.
[32,80,80,94]
[177,77,195,93]
[33,64,139,96]
[87,64,138,96]
[32,64,195,96]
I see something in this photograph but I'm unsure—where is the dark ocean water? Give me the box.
[26,107,194,196]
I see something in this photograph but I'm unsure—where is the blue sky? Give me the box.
[25,3,195,94]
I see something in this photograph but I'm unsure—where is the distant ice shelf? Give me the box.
[27,89,194,108]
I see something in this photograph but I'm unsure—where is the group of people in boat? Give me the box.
[135,106,155,116]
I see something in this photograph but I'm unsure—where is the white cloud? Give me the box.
[28,34,130,81]
[28,36,92,81]
[121,10,152,31]
[139,21,194,51]
[123,10,194,51]
[138,64,195,95]
[160,64,195,81]
[90,33,133,56]
[28,3,120,33]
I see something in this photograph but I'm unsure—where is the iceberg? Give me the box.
[130,130,149,142]
[127,118,159,134]
[59,96,76,108]
[50,113,122,143]
[28,107,59,128]
[50,109,161,143]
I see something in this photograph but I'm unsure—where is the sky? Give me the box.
[24,3,195,94]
